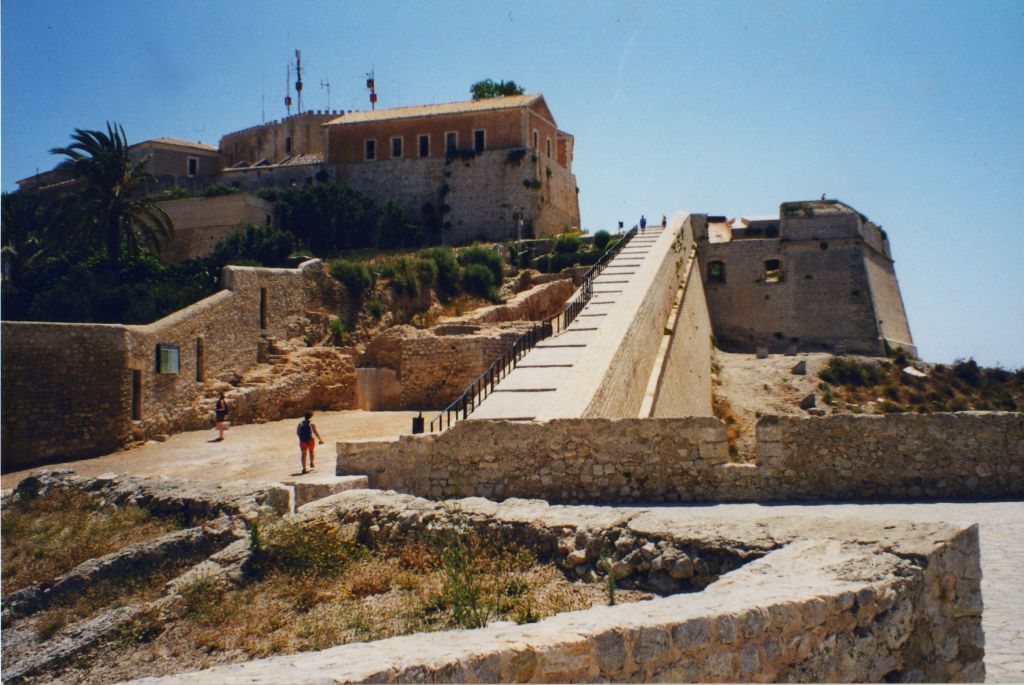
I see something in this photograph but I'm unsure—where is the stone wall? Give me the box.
[157,194,275,265]
[574,222,692,419]
[337,412,1023,503]
[131,489,984,683]
[355,278,574,411]
[1,260,344,469]
[337,149,579,244]
[696,206,916,357]
[650,251,714,417]
[1,323,131,469]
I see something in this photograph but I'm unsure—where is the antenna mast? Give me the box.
[294,49,304,114]
[321,79,331,110]
[284,63,292,116]
[366,70,377,110]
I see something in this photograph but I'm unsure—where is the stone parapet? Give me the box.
[123,489,984,684]
[337,412,1023,504]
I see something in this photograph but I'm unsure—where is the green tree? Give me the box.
[470,79,525,100]
[1,191,52,289]
[49,123,172,273]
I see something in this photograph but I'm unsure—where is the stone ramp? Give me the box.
[278,473,368,511]
[470,227,669,421]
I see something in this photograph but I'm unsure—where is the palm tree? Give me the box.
[49,123,172,272]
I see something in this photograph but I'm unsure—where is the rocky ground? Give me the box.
[711,351,833,458]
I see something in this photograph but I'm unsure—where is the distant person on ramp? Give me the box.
[640,215,647,233]
[297,411,325,474]
[661,215,667,229]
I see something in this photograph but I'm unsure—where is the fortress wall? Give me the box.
[863,248,916,355]
[157,194,276,265]
[699,238,882,354]
[650,254,714,417]
[337,150,577,244]
[2,322,131,468]
[337,413,1023,503]
[573,224,691,419]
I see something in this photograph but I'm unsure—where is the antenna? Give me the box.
[366,69,377,110]
[294,49,304,114]
[320,79,331,110]
[285,63,292,116]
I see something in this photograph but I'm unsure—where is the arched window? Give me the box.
[708,260,726,283]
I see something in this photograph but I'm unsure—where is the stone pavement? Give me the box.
[0,410,421,490]
[674,499,1024,682]
[470,227,667,421]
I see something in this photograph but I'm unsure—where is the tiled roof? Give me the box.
[327,94,542,126]
[136,137,220,153]
[222,152,325,172]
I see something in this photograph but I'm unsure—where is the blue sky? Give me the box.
[2,0,1022,367]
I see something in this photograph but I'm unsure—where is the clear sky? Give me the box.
[2,0,1022,368]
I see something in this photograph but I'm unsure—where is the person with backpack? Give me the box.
[296,411,324,474]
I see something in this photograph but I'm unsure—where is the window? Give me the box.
[546,137,552,158]
[708,260,726,283]
[445,131,458,153]
[285,136,292,154]
[474,129,486,152]
[187,156,199,177]
[533,129,539,149]
[764,259,783,283]
[418,134,430,157]
[131,370,142,420]
[195,338,205,382]
[391,136,403,158]
[364,139,376,161]
[155,344,180,374]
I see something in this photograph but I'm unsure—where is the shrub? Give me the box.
[419,247,461,295]
[953,358,981,387]
[460,263,498,302]
[593,230,611,251]
[554,234,581,254]
[366,299,385,319]
[379,256,436,297]
[818,356,885,387]
[200,183,241,198]
[330,260,374,296]
[458,245,504,286]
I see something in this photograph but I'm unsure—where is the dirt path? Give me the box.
[1,410,424,489]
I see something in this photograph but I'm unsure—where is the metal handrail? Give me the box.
[428,228,638,432]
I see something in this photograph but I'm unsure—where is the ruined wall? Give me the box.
[651,254,714,417]
[336,149,578,244]
[219,111,336,167]
[337,413,1023,503]
[1,323,131,469]
[157,193,276,264]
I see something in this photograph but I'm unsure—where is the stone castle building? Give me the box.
[692,200,916,357]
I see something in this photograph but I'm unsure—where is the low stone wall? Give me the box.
[126,489,984,683]
[337,412,1023,503]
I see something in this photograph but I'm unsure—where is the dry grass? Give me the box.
[818,356,1024,414]
[90,515,649,669]
[1,488,180,593]
[712,393,743,459]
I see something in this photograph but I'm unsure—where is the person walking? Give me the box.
[640,215,647,233]
[213,393,229,442]
[661,215,667,229]
[296,411,325,474]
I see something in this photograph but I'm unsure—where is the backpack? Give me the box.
[297,420,313,442]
